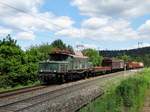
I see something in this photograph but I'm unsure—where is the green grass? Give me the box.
[0,81,40,93]
[80,68,150,112]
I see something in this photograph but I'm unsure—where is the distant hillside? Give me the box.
[99,46,150,66]
[100,46,150,57]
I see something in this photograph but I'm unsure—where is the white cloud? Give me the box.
[52,16,75,29]
[55,28,82,38]
[15,31,36,40]
[0,27,12,34]
[138,20,150,38]
[1,12,74,32]
[0,0,74,40]
[83,43,97,49]
[56,17,140,41]
[68,0,150,42]
[0,0,150,44]
[72,0,150,18]
[82,17,109,29]
[0,27,12,37]
[0,0,43,16]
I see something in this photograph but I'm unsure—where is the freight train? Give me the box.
[38,51,144,84]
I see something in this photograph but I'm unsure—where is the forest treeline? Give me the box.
[0,35,100,88]
[100,47,150,66]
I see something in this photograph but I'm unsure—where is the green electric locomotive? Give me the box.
[39,51,91,84]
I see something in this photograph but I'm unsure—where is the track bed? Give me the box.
[0,69,142,112]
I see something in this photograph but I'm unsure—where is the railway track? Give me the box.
[0,81,103,112]
[0,69,142,112]
[0,85,47,99]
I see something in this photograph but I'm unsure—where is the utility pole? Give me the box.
[76,44,85,51]
[97,47,101,55]
[138,42,143,48]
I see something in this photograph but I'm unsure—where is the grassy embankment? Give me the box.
[80,68,150,112]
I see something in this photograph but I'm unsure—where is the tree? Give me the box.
[0,35,27,87]
[37,43,53,59]
[51,39,66,50]
[142,54,150,67]
[26,43,53,62]
[50,39,74,54]
[117,54,132,62]
[82,48,103,66]
[67,45,74,54]
[0,35,24,75]
[0,34,17,46]
[0,35,40,87]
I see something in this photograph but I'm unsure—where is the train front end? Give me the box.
[38,61,68,84]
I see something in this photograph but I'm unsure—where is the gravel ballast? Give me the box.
[0,69,142,112]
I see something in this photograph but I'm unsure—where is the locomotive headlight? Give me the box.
[54,70,56,72]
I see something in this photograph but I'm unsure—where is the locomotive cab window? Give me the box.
[39,63,59,72]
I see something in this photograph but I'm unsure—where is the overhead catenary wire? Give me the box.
[0,1,86,50]
[0,1,65,30]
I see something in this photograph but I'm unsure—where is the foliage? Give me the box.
[67,45,74,54]
[0,35,52,88]
[80,68,150,112]
[100,47,150,66]
[0,35,24,74]
[115,75,149,112]
[83,48,103,66]
[0,35,75,89]
[51,39,66,50]
[51,39,74,54]
[117,54,132,62]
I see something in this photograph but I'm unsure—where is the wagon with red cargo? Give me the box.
[101,58,125,71]
[126,61,144,69]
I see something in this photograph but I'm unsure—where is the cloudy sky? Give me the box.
[0,0,150,50]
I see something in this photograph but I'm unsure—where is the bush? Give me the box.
[0,75,10,88]
[80,69,150,112]
[115,77,149,111]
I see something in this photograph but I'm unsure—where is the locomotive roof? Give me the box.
[71,54,88,59]
[39,60,68,63]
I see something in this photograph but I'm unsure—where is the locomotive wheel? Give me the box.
[84,72,88,79]
[60,75,65,84]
